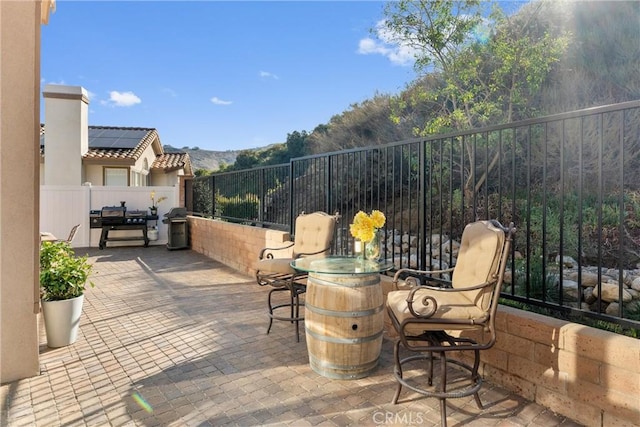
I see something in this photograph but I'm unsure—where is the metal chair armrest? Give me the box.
[294,247,331,258]
[392,267,455,290]
[259,242,295,259]
[403,278,496,319]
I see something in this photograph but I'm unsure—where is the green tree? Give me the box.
[384,0,568,132]
[234,151,260,169]
[382,0,569,193]
[286,130,308,159]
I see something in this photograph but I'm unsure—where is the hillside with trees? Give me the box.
[192,0,638,173]
[308,0,638,154]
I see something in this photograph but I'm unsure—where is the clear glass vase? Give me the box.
[364,231,381,261]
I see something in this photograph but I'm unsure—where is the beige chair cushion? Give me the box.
[386,288,486,334]
[292,212,336,257]
[451,220,505,310]
[256,212,337,275]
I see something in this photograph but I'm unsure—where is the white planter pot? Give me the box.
[41,294,84,348]
[148,229,159,241]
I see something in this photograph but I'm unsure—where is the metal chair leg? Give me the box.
[293,290,300,342]
[428,350,434,386]
[266,288,276,335]
[265,285,304,342]
[439,398,448,427]
[472,349,484,409]
[439,351,447,427]
[391,339,403,404]
[390,332,486,427]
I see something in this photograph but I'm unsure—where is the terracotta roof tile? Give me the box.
[83,148,138,160]
[152,152,192,173]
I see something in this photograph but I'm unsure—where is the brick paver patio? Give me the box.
[1,247,582,426]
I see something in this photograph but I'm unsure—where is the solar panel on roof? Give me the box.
[88,128,149,149]
[40,126,151,150]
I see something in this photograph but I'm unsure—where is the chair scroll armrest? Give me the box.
[402,278,497,319]
[259,242,295,259]
[406,286,438,319]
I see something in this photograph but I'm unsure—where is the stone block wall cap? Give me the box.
[43,84,89,103]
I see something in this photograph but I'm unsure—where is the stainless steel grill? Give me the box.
[99,207,148,225]
[100,206,126,225]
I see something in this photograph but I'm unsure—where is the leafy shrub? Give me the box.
[40,241,93,301]
[216,194,259,221]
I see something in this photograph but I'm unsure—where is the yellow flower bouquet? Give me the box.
[350,210,386,242]
[350,210,385,260]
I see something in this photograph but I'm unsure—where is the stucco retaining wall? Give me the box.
[188,216,640,427]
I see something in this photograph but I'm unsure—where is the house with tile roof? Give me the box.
[40,84,192,187]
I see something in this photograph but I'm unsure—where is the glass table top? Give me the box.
[291,256,394,275]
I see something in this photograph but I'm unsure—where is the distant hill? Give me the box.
[163,145,243,172]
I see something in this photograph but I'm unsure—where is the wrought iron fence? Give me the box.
[188,100,640,330]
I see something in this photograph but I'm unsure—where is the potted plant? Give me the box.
[149,191,167,217]
[39,241,93,347]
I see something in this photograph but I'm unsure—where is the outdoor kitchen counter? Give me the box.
[99,224,149,249]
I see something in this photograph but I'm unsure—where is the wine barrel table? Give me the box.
[291,256,394,379]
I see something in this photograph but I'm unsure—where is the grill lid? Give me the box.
[164,207,187,218]
[126,210,147,218]
[101,206,126,217]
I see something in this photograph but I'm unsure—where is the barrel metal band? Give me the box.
[305,327,383,344]
[305,301,383,317]
[309,353,379,372]
[308,275,380,288]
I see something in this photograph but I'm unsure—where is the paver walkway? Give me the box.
[1,247,582,426]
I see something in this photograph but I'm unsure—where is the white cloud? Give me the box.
[357,20,417,66]
[210,96,232,105]
[358,38,387,55]
[259,71,279,80]
[162,87,178,97]
[103,91,141,107]
[42,79,67,86]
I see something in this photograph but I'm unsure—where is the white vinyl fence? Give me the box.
[40,185,178,248]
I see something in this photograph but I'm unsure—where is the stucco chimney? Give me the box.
[42,84,89,185]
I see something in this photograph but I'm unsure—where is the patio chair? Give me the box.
[255,211,339,342]
[386,220,515,427]
[63,224,81,244]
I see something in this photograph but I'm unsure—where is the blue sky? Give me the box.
[41,1,525,152]
[41,1,419,151]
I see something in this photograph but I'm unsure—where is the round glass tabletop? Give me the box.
[291,255,394,275]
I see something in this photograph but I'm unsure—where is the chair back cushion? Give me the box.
[292,212,336,258]
[451,220,506,310]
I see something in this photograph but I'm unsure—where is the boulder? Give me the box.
[556,255,578,268]
[562,279,580,301]
[567,270,599,287]
[605,302,620,315]
[592,282,633,303]
[583,287,597,304]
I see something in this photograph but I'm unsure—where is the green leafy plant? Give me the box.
[216,194,259,221]
[40,241,93,301]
